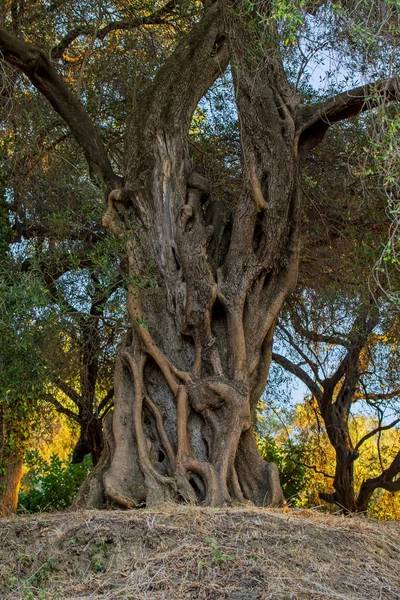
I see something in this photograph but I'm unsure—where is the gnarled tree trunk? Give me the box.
[80,2,302,508]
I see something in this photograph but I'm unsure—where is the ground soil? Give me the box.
[0,506,399,600]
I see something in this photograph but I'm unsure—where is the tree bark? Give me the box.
[0,406,25,516]
[0,454,23,517]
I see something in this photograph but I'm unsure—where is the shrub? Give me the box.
[18,450,91,512]
[258,435,307,506]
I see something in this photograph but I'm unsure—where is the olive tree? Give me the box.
[1,0,399,508]
[273,292,400,513]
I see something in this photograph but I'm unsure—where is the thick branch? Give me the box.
[98,388,114,417]
[44,393,80,423]
[272,352,322,402]
[0,26,119,187]
[325,304,378,391]
[384,450,400,482]
[357,450,400,511]
[358,389,400,402]
[53,377,83,409]
[324,353,349,390]
[126,0,228,169]
[297,77,400,136]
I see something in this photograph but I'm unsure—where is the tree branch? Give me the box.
[287,450,334,480]
[98,388,114,417]
[53,377,83,409]
[354,418,400,455]
[51,1,177,59]
[278,323,323,383]
[272,352,322,401]
[324,352,349,390]
[44,393,80,423]
[126,0,228,149]
[357,450,400,510]
[358,389,400,402]
[325,303,378,390]
[297,77,400,136]
[287,304,349,349]
[0,26,119,188]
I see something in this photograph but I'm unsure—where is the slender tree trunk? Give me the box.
[0,407,25,516]
[317,307,379,513]
[321,406,357,512]
[0,454,23,517]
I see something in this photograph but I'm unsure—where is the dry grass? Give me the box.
[0,506,399,599]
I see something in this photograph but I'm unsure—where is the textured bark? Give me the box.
[90,1,300,508]
[72,418,104,466]
[73,2,392,509]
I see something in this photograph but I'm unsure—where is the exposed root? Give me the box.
[249,161,269,211]
[229,465,246,503]
[184,457,223,506]
[123,351,175,499]
[98,169,292,510]
[176,386,191,464]
[127,293,191,393]
[144,395,176,471]
[102,189,124,238]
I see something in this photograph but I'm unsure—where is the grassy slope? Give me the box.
[0,507,399,600]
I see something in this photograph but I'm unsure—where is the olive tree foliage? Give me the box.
[1,0,399,509]
[0,4,137,472]
[369,101,400,307]
[0,258,50,516]
[0,83,126,472]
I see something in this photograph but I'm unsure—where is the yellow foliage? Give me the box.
[292,401,400,520]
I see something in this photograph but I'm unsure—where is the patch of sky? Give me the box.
[56,269,93,313]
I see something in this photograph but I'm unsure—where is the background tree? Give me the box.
[260,397,400,518]
[43,273,120,466]
[272,291,400,513]
[0,28,131,471]
[1,0,400,509]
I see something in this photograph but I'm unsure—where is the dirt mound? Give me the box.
[0,506,399,599]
